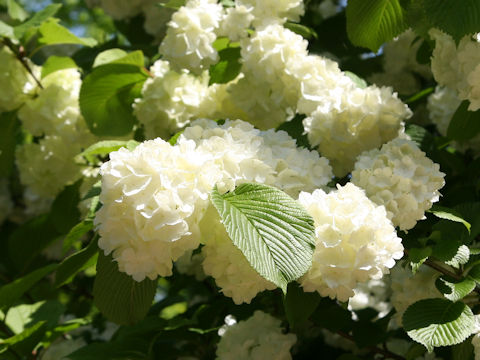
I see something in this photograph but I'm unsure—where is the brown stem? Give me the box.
[336,331,406,360]
[2,37,43,89]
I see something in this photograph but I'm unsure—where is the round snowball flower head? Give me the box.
[216,310,297,360]
[217,5,254,41]
[133,60,218,139]
[236,0,304,27]
[18,68,83,139]
[390,264,441,326]
[0,45,39,112]
[200,206,276,304]
[304,84,412,177]
[94,137,221,281]
[351,137,446,231]
[427,86,462,136]
[159,0,224,74]
[16,136,83,198]
[298,183,404,302]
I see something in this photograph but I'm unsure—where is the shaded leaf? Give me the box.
[447,101,480,141]
[37,19,97,47]
[41,56,77,78]
[435,275,476,301]
[0,112,19,177]
[429,205,471,233]
[13,4,61,39]
[80,140,140,158]
[284,282,321,328]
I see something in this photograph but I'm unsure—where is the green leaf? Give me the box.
[0,20,14,38]
[80,63,148,136]
[50,180,81,234]
[429,205,471,233]
[422,0,480,42]
[158,0,186,10]
[13,4,61,39]
[210,183,316,293]
[93,48,128,68]
[284,282,321,328]
[0,321,47,355]
[452,340,474,360]
[403,298,475,352]
[7,0,28,21]
[80,140,140,158]
[82,181,101,201]
[93,252,157,325]
[344,71,368,89]
[0,112,19,177]
[284,22,317,39]
[435,275,476,301]
[467,264,480,284]
[447,101,480,141]
[55,237,98,287]
[346,0,408,52]
[62,220,94,254]
[446,245,470,269]
[41,56,77,78]
[37,19,97,47]
[111,50,145,67]
[5,300,65,335]
[405,123,435,153]
[209,45,242,85]
[0,264,57,310]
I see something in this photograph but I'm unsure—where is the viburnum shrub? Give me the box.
[0,0,480,359]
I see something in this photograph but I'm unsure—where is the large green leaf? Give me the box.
[5,300,65,335]
[0,112,19,177]
[428,205,471,233]
[0,321,47,355]
[6,0,28,21]
[403,298,475,352]
[346,0,408,52]
[37,19,97,47]
[80,140,140,158]
[62,220,94,254]
[93,252,157,325]
[50,180,82,234]
[447,101,480,141]
[210,183,316,292]
[422,0,480,42]
[93,48,128,68]
[55,237,98,287]
[80,63,148,136]
[0,264,58,310]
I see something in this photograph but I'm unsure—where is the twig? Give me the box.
[336,330,406,360]
[2,37,43,89]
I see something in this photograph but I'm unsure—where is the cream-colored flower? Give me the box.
[217,5,254,41]
[133,60,218,139]
[299,183,403,302]
[351,137,445,231]
[0,46,39,112]
[236,0,304,27]
[159,0,224,73]
[94,137,220,281]
[216,311,297,360]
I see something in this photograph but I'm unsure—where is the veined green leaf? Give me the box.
[37,19,97,47]
[447,101,480,141]
[403,298,475,352]
[41,56,77,78]
[435,275,476,302]
[210,183,316,292]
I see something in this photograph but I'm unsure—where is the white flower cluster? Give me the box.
[348,278,391,318]
[133,60,218,139]
[369,30,431,95]
[427,86,462,136]
[216,311,297,360]
[351,137,445,231]
[298,183,403,302]
[95,119,333,291]
[390,264,441,326]
[175,249,206,281]
[159,0,224,73]
[237,0,304,27]
[0,46,39,112]
[0,178,13,225]
[430,28,480,111]
[16,136,84,199]
[94,137,218,281]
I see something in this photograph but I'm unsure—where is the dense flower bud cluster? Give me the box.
[298,183,403,302]
[430,28,480,110]
[390,264,441,325]
[351,138,445,230]
[159,0,224,73]
[133,60,218,139]
[0,46,39,112]
[216,311,297,359]
[369,30,431,95]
